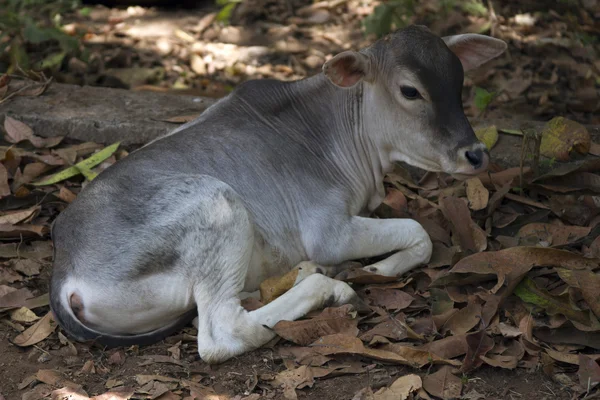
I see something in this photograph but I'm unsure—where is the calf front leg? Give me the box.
[311,217,433,277]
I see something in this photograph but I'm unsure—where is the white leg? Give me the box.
[194,273,358,364]
[310,217,432,277]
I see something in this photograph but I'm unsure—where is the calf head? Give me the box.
[322,25,507,176]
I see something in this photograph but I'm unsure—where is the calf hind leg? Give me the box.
[190,179,361,363]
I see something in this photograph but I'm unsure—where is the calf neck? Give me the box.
[50,25,506,363]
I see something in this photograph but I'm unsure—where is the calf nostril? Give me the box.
[465,149,483,168]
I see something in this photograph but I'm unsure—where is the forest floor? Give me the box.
[0,0,599,399]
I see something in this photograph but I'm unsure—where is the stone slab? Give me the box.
[0,83,216,146]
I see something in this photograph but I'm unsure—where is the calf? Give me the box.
[50,25,506,363]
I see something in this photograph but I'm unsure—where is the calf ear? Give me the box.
[443,34,507,72]
[323,51,371,88]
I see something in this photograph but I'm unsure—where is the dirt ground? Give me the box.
[1,0,599,399]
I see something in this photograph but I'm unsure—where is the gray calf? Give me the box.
[50,25,506,363]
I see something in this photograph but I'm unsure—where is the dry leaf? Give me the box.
[432,247,599,288]
[13,311,57,346]
[272,365,333,400]
[442,302,482,335]
[0,207,38,225]
[422,366,462,399]
[373,374,422,400]
[517,223,591,247]
[260,268,299,304]
[335,268,400,284]
[108,350,126,365]
[420,335,468,359]
[274,305,358,345]
[4,116,63,148]
[13,259,43,276]
[555,268,600,320]
[0,164,10,198]
[92,387,135,400]
[360,287,413,310]
[440,196,487,253]
[461,330,494,372]
[381,344,462,368]
[466,178,489,211]
[10,307,39,323]
[539,117,590,161]
[51,386,89,400]
[0,287,33,309]
[57,186,77,203]
[578,354,600,390]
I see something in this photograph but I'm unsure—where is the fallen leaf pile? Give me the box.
[1,112,600,399]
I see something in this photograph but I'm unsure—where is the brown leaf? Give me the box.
[0,164,10,198]
[517,223,591,247]
[260,268,299,304]
[335,268,400,284]
[0,223,48,238]
[422,366,462,400]
[442,302,482,335]
[92,387,135,400]
[4,116,64,148]
[51,386,90,400]
[578,354,600,390]
[57,186,77,203]
[13,311,57,346]
[274,305,359,346]
[0,207,38,225]
[272,365,333,400]
[12,163,52,190]
[432,247,599,288]
[466,178,489,211]
[427,243,459,268]
[108,350,126,365]
[359,320,408,342]
[556,268,600,320]
[309,334,410,364]
[36,369,81,389]
[419,335,468,359]
[13,259,43,276]
[0,266,23,284]
[373,374,422,400]
[544,348,579,365]
[0,240,53,260]
[135,375,180,386]
[461,330,494,372]
[381,344,462,368]
[360,287,413,310]
[352,387,375,400]
[440,196,486,253]
[0,287,33,309]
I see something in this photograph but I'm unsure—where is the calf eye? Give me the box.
[400,86,421,100]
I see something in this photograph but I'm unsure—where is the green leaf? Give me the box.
[473,87,495,112]
[79,7,92,17]
[33,142,120,186]
[216,2,237,23]
[23,21,53,44]
[363,4,394,37]
[514,276,593,327]
[37,51,66,70]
